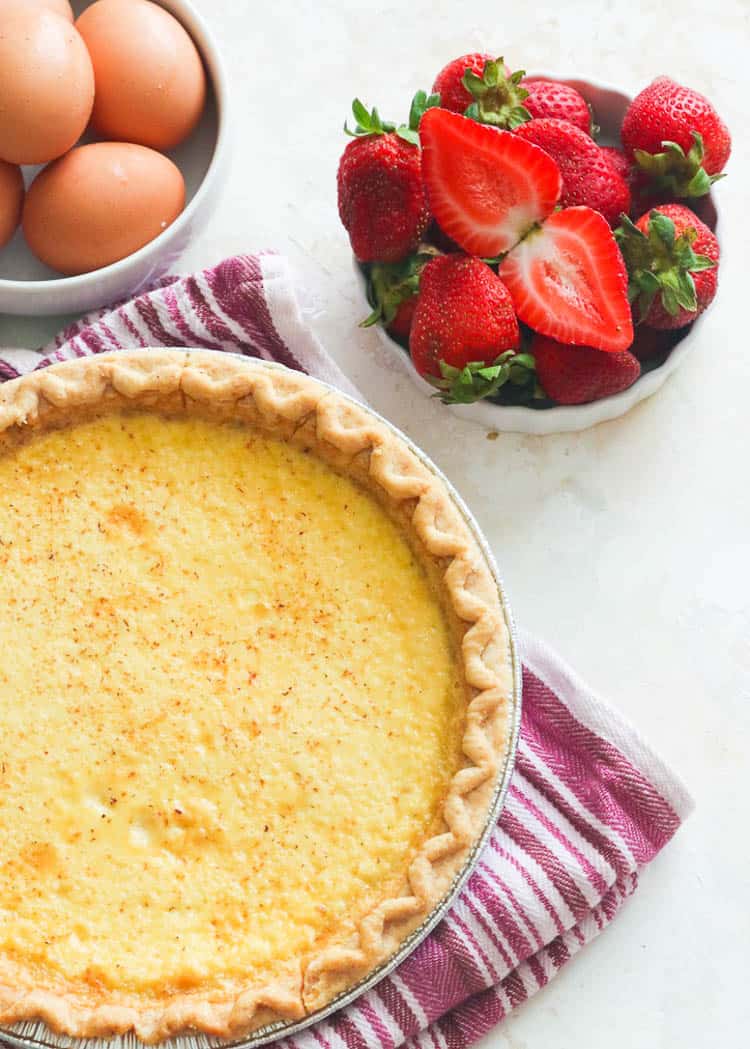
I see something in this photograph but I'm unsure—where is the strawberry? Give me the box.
[410,255,532,403]
[337,100,431,263]
[615,204,719,329]
[361,252,434,342]
[432,53,494,115]
[531,334,641,404]
[514,118,630,226]
[419,108,562,256]
[498,206,634,352]
[620,77,731,197]
[600,145,633,184]
[522,78,593,134]
[387,297,417,341]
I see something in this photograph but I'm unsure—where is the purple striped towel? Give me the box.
[0,254,692,1049]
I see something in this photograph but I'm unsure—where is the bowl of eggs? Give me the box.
[0,0,229,315]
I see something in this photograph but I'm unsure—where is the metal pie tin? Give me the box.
[0,352,522,1049]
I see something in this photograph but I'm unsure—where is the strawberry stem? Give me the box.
[632,132,726,198]
[431,351,536,404]
[396,90,441,146]
[345,93,440,145]
[614,210,717,321]
[462,57,531,129]
[345,99,396,137]
[361,252,436,328]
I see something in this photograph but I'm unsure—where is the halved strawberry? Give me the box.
[419,108,562,256]
[498,206,633,351]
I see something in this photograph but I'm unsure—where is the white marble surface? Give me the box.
[1,0,748,1044]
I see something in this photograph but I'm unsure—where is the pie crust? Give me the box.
[0,351,515,1043]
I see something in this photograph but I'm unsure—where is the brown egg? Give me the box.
[0,0,73,20]
[76,0,207,151]
[0,8,94,165]
[0,160,23,249]
[23,143,186,275]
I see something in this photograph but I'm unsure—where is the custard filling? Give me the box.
[0,414,464,995]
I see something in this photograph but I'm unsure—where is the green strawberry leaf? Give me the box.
[361,251,436,328]
[682,167,715,198]
[396,128,420,146]
[690,253,719,272]
[483,61,500,88]
[635,270,661,296]
[614,207,717,322]
[395,90,441,146]
[345,98,396,137]
[632,131,726,198]
[347,92,437,146]
[352,98,372,127]
[614,214,652,270]
[631,273,660,320]
[674,271,698,312]
[407,90,441,130]
[463,70,486,94]
[648,211,676,253]
[461,56,531,130]
[508,353,536,385]
[661,285,680,316]
[430,351,536,405]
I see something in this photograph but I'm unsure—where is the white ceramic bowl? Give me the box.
[0,0,230,316]
[357,76,720,434]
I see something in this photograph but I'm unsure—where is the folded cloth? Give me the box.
[0,253,361,399]
[0,255,693,1049]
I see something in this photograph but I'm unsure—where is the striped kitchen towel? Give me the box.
[0,254,360,399]
[0,254,693,1049]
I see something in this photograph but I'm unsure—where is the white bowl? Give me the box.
[357,76,720,435]
[0,0,230,316]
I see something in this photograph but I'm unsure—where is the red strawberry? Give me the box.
[522,78,593,134]
[419,108,561,256]
[615,203,719,329]
[337,101,429,263]
[514,118,630,226]
[387,297,417,341]
[432,53,494,114]
[498,206,634,352]
[621,77,731,196]
[600,145,633,184]
[532,334,641,404]
[410,255,526,402]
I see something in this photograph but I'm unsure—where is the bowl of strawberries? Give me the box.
[338,56,727,433]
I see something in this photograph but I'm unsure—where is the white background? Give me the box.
[1,1,748,1045]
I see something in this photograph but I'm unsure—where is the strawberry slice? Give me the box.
[420,108,562,256]
[498,206,634,351]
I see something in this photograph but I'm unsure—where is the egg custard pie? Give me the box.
[0,352,515,1043]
